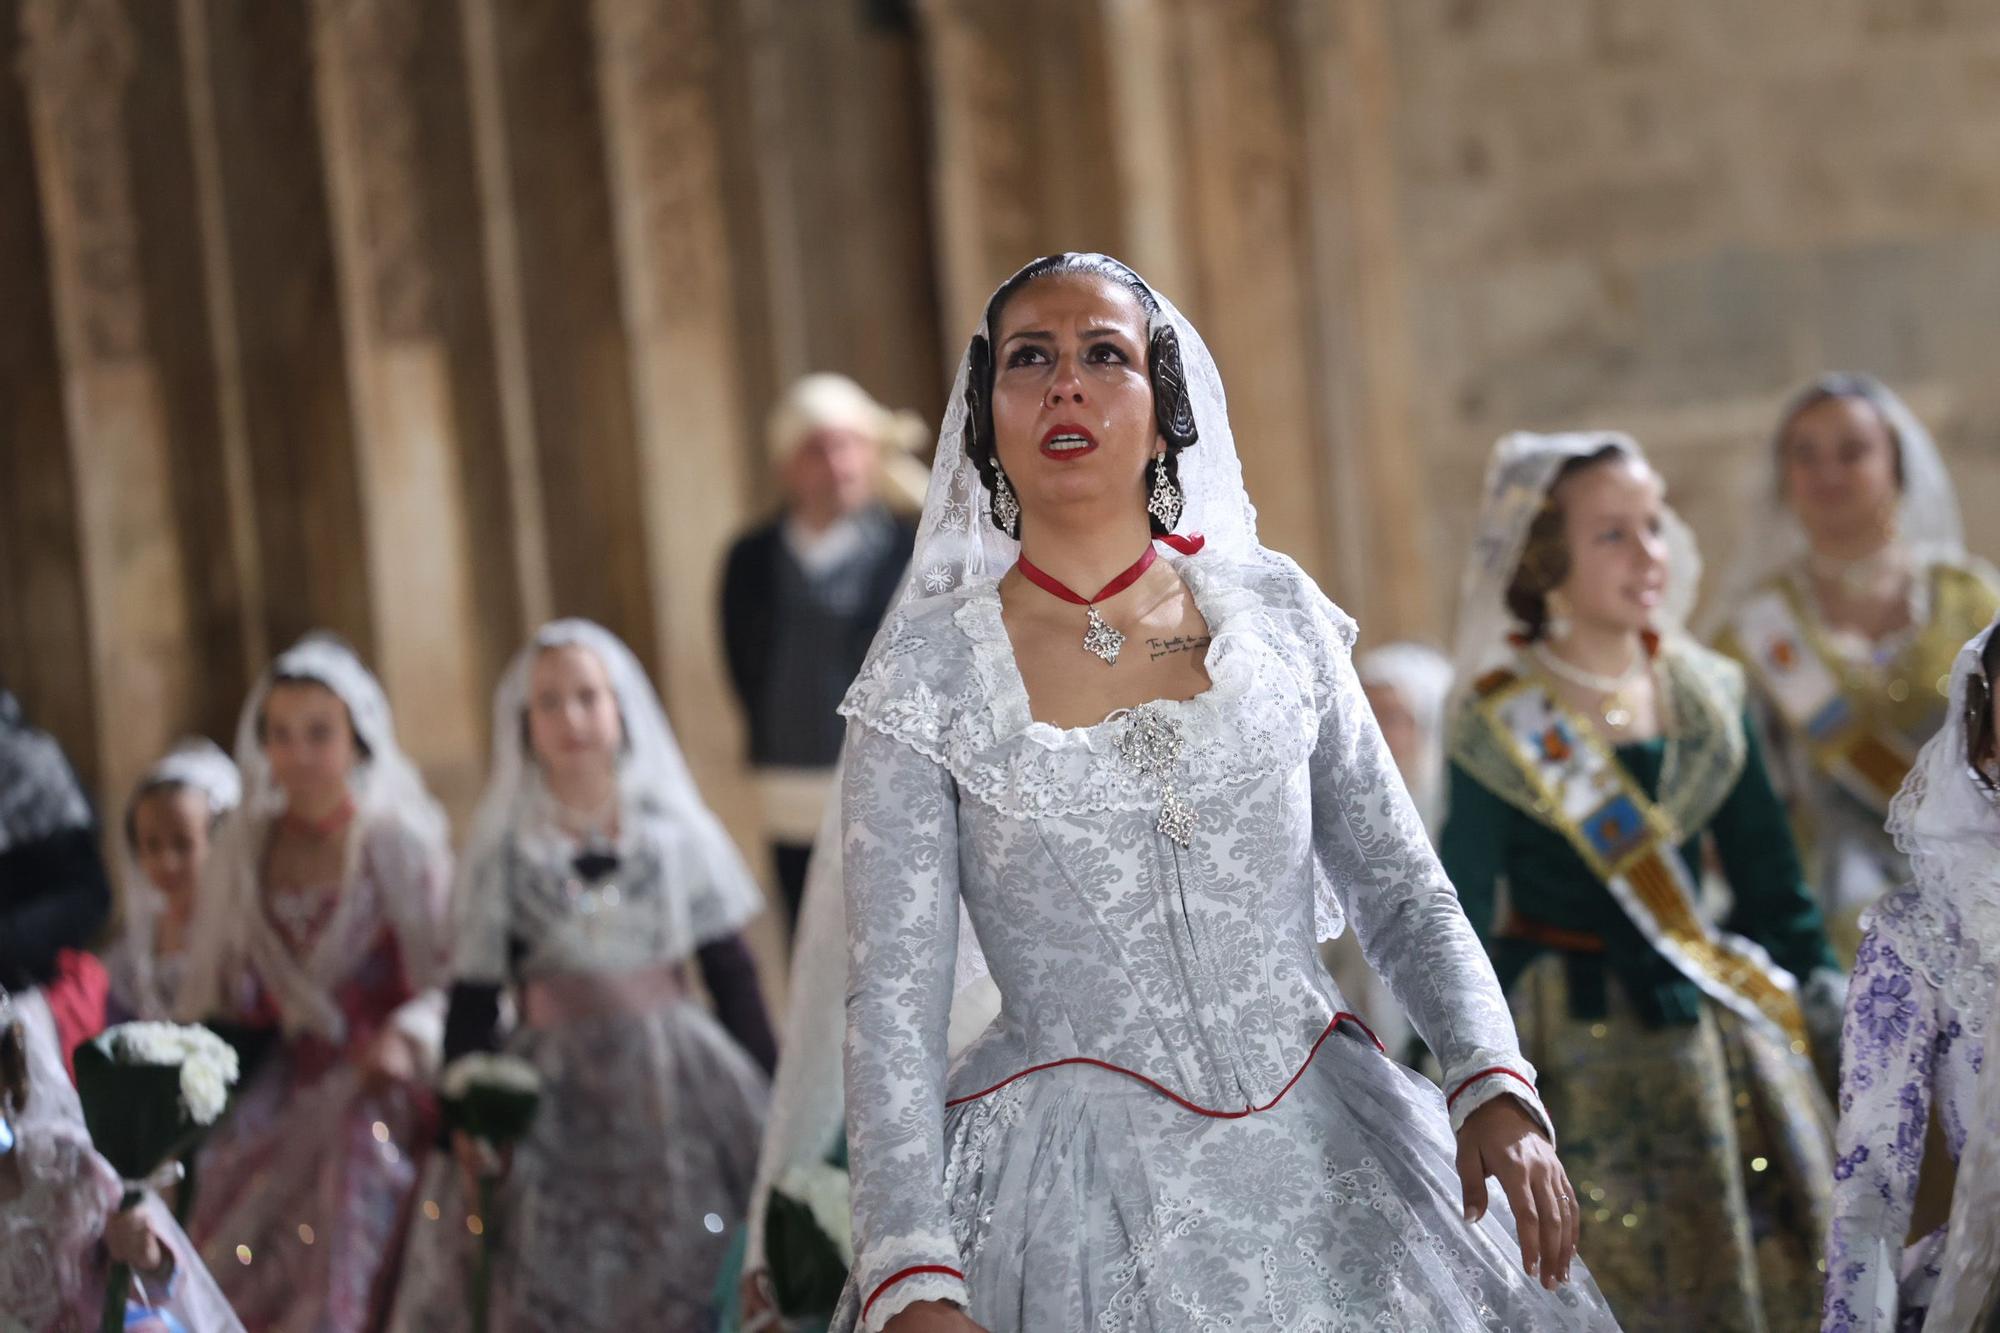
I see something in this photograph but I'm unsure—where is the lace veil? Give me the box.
[862,255,1263,981]
[1449,431,1703,696]
[451,619,763,967]
[112,739,240,1019]
[1882,610,2000,1035]
[175,634,448,1026]
[1700,372,1968,636]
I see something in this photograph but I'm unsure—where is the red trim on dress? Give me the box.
[863,1265,966,1321]
[1445,1065,1537,1109]
[942,1012,1384,1117]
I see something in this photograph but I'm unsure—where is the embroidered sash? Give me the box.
[1480,675,1809,1051]
[1728,585,1917,815]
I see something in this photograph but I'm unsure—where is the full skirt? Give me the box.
[834,1022,1618,1331]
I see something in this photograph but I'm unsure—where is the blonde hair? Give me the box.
[767,373,931,512]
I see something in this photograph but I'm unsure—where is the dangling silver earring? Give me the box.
[1545,590,1573,642]
[991,467,1021,538]
[1147,453,1183,531]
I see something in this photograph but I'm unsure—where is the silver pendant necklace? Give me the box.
[1015,544,1160,667]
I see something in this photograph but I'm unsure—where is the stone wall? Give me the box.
[1385,0,2000,625]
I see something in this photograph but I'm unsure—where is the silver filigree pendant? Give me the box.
[1147,454,1184,531]
[1157,789,1197,848]
[1083,605,1125,665]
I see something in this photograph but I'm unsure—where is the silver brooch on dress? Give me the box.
[1116,705,1196,847]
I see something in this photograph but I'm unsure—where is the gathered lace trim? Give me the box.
[1868,887,1998,1038]
[841,553,1347,821]
[862,1267,968,1328]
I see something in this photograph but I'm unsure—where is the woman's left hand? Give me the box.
[1453,1096,1579,1289]
[360,1027,420,1091]
[103,1205,169,1278]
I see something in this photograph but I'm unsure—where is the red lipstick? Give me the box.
[1040,423,1097,460]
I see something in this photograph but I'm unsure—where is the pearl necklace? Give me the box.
[1531,641,1648,730]
[1809,544,1906,601]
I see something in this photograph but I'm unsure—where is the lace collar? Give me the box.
[954,553,1268,745]
[843,552,1343,819]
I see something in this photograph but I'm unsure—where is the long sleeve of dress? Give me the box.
[696,934,777,1075]
[442,982,504,1063]
[1824,911,1938,1332]
[839,717,971,1329]
[1709,713,1840,984]
[1309,643,1552,1140]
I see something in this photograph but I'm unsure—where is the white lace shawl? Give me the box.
[1877,612,2000,1038]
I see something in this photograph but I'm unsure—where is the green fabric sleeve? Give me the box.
[1710,709,1840,980]
[1438,759,1513,949]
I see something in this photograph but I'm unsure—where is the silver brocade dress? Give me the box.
[831,550,1619,1332]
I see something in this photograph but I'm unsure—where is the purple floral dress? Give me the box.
[1825,887,1988,1332]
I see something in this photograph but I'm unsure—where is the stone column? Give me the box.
[589,0,761,844]
[458,0,656,670]
[310,0,499,812]
[459,0,553,639]
[1293,0,1433,637]
[1170,0,1331,584]
[917,0,1042,345]
[193,0,374,660]
[18,0,199,801]
[176,0,268,693]
[1099,0,1195,302]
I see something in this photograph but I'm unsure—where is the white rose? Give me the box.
[441,1052,541,1099]
[179,1059,230,1125]
[98,1022,240,1124]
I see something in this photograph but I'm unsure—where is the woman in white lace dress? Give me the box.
[830,253,1614,1332]
[1824,611,2000,1331]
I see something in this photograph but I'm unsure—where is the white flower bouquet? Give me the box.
[73,1021,241,1333]
[440,1052,542,1333]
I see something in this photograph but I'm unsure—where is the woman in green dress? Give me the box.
[1441,431,1846,1333]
